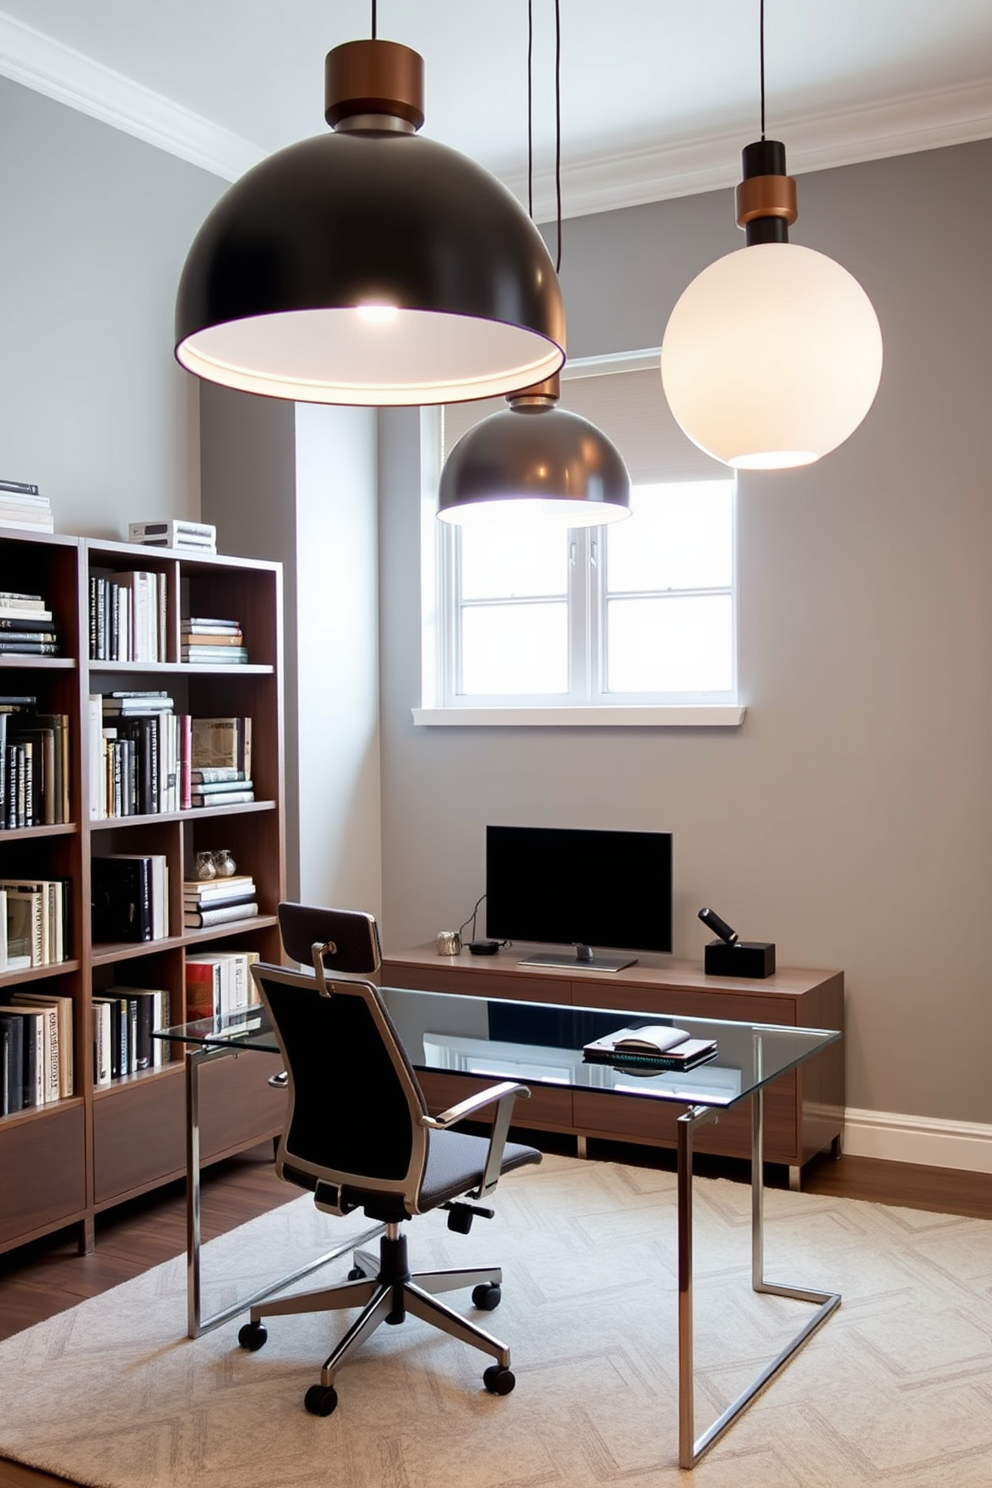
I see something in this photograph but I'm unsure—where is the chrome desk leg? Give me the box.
[676,1084,841,1469]
[184,1044,383,1340]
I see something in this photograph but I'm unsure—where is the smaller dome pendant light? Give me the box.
[437,0,630,528]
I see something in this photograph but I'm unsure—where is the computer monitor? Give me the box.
[485,824,673,972]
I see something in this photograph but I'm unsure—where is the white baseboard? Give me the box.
[843,1108,992,1174]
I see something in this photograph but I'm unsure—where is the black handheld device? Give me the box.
[698,907,738,945]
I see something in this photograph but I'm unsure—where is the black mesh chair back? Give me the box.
[253,962,429,1220]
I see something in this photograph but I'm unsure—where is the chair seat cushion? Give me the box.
[419,1129,542,1211]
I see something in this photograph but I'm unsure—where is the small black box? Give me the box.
[704,940,776,979]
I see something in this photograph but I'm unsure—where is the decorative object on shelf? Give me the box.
[194,851,217,881]
[128,519,217,554]
[212,849,237,878]
[660,0,883,469]
[438,2,629,530]
[0,479,53,533]
[436,930,461,956]
[174,5,564,406]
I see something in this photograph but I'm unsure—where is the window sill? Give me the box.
[411,705,746,728]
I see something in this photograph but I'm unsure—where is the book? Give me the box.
[0,1012,25,1114]
[92,999,112,1086]
[0,481,40,495]
[190,789,256,808]
[0,606,52,623]
[189,766,245,784]
[0,1005,43,1106]
[185,956,224,1021]
[183,900,258,929]
[92,994,128,1077]
[182,627,243,642]
[129,519,216,545]
[91,856,156,943]
[188,778,254,796]
[190,717,251,776]
[8,991,73,1097]
[2,1001,59,1102]
[583,1024,719,1071]
[182,647,249,664]
[183,874,255,899]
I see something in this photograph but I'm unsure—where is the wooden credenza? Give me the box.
[380,945,844,1183]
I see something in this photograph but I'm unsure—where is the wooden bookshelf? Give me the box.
[0,529,287,1255]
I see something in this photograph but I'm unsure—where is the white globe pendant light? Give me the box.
[661,55,882,471]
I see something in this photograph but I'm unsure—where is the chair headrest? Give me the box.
[277,902,382,975]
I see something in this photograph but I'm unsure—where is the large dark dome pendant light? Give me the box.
[437,0,630,528]
[175,11,565,405]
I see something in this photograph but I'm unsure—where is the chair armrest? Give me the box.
[421,1080,531,1198]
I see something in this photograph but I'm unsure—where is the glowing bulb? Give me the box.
[356,303,398,324]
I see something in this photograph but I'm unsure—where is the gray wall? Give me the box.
[378,139,992,1130]
[0,77,223,537]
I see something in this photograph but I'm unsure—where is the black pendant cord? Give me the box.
[527,0,534,220]
[371,0,377,41]
[759,0,766,138]
[525,0,562,273]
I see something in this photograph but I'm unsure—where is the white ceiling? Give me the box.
[2,1,992,217]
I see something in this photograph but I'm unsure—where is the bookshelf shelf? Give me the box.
[0,531,286,1256]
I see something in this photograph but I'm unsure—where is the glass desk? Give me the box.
[156,987,842,1470]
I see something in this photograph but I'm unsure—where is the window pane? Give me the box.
[606,595,733,693]
[460,521,567,600]
[607,481,733,593]
[461,603,568,694]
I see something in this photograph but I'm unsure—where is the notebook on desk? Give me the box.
[582,1023,718,1070]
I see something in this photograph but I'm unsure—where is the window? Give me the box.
[418,355,744,725]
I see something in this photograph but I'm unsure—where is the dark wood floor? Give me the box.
[1,1138,989,1488]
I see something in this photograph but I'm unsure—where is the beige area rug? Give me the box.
[1,1154,991,1488]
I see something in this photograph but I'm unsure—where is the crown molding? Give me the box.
[511,75,992,221]
[0,10,260,180]
[1,8,991,214]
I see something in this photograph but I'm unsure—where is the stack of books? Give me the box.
[0,877,70,968]
[1,989,73,1113]
[583,1024,718,1071]
[185,949,261,1018]
[0,591,59,657]
[128,519,216,553]
[92,987,170,1084]
[94,692,183,817]
[0,700,70,828]
[0,480,54,533]
[181,615,248,664]
[189,766,254,809]
[184,874,258,929]
[89,571,167,662]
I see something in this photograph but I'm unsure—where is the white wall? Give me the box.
[294,405,382,916]
[377,140,992,1146]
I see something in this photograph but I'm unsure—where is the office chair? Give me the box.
[238,902,542,1416]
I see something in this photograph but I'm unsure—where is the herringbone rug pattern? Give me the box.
[0,1154,990,1487]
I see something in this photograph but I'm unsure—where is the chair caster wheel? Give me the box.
[238,1320,267,1351]
[483,1364,515,1395]
[472,1283,502,1311]
[304,1383,338,1416]
[347,1266,367,1281]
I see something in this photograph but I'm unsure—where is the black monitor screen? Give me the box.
[485,825,672,959]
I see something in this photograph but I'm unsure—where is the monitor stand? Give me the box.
[518,944,637,973]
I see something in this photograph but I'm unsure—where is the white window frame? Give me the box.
[415,351,746,728]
